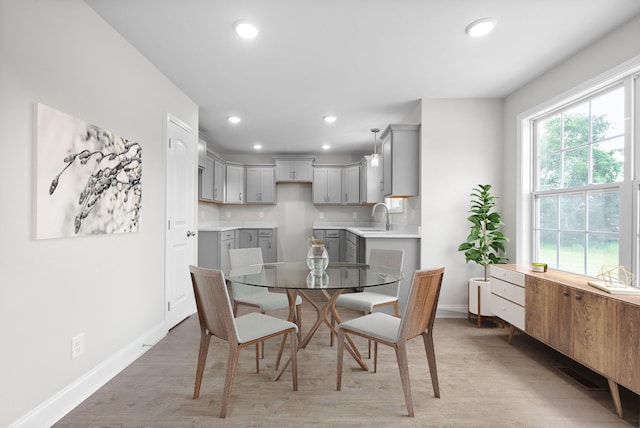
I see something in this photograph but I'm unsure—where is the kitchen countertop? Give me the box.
[313,222,421,239]
[198,221,278,232]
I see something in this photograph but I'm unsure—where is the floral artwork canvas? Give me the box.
[36,103,142,239]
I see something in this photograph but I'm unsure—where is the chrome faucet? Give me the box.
[372,202,390,231]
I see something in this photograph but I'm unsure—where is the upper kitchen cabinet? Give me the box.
[381,124,420,197]
[275,158,314,182]
[359,155,383,204]
[226,163,244,204]
[313,166,342,204]
[246,166,276,204]
[197,138,206,169]
[342,164,360,205]
[212,157,226,202]
[199,152,215,201]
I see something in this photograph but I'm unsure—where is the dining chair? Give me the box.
[336,267,445,417]
[189,265,298,418]
[332,248,404,355]
[228,248,303,344]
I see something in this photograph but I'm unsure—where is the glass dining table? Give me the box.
[227,261,404,380]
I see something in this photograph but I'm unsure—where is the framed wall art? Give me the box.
[36,103,142,239]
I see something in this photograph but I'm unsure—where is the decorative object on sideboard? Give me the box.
[458,184,509,327]
[36,103,142,239]
[588,265,640,295]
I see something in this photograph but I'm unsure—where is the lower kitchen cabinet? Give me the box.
[313,229,341,263]
[236,228,277,262]
[197,230,235,275]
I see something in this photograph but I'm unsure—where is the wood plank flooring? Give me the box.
[54,297,639,427]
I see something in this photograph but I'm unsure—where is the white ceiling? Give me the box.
[86,0,640,157]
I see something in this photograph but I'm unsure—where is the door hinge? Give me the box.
[168,138,172,149]
[168,220,171,230]
[168,301,171,312]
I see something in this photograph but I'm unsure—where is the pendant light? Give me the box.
[370,128,380,167]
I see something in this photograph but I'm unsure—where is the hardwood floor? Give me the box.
[54,298,639,427]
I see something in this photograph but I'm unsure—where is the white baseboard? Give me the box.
[436,304,468,318]
[9,322,167,428]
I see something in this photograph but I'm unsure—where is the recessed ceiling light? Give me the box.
[321,144,331,150]
[227,116,241,124]
[323,115,337,123]
[465,18,497,37]
[233,20,259,39]
[253,144,262,150]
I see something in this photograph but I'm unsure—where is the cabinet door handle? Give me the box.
[575,295,582,301]
[563,291,570,297]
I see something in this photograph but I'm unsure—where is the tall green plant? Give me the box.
[458,184,508,281]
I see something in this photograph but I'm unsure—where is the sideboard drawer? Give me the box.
[491,266,525,287]
[492,278,525,306]
[491,294,525,330]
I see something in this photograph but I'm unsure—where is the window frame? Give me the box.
[517,60,639,282]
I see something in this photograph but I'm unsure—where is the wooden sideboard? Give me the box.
[492,264,640,419]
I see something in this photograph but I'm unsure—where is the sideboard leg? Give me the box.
[607,378,624,418]
[507,325,516,344]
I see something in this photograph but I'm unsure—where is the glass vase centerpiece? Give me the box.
[307,237,329,276]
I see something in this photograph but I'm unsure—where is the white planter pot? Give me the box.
[468,278,494,317]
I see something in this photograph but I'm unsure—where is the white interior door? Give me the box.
[165,114,196,329]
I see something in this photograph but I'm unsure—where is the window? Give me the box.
[531,83,630,277]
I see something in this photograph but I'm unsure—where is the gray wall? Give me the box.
[0,1,198,426]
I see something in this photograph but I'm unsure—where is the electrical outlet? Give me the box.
[352,212,357,219]
[71,333,84,359]
[259,211,264,218]
[319,212,324,219]
[225,211,231,218]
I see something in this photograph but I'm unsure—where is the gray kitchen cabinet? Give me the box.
[359,155,383,204]
[245,166,276,204]
[199,153,214,201]
[313,166,342,204]
[344,231,362,264]
[237,228,277,262]
[213,158,225,202]
[275,158,313,182]
[381,124,420,197]
[197,138,206,169]
[313,229,341,262]
[197,230,235,275]
[258,229,277,262]
[342,164,360,205]
[225,164,244,203]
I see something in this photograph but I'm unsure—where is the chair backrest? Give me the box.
[397,267,445,342]
[368,248,404,297]
[228,247,267,298]
[189,265,239,343]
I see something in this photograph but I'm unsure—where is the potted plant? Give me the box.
[457,184,508,327]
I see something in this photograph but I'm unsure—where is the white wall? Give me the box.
[420,99,504,316]
[502,15,640,263]
[0,1,198,426]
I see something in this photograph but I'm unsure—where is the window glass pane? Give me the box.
[587,234,619,277]
[538,230,557,268]
[538,153,560,190]
[559,231,585,273]
[537,115,561,154]
[592,137,624,184]
[559,194,584,231]
[591,86,625,141]
[537,195,557,229]
[588,191,619,233]
[563,147,588,187]
[563,102,589,148]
